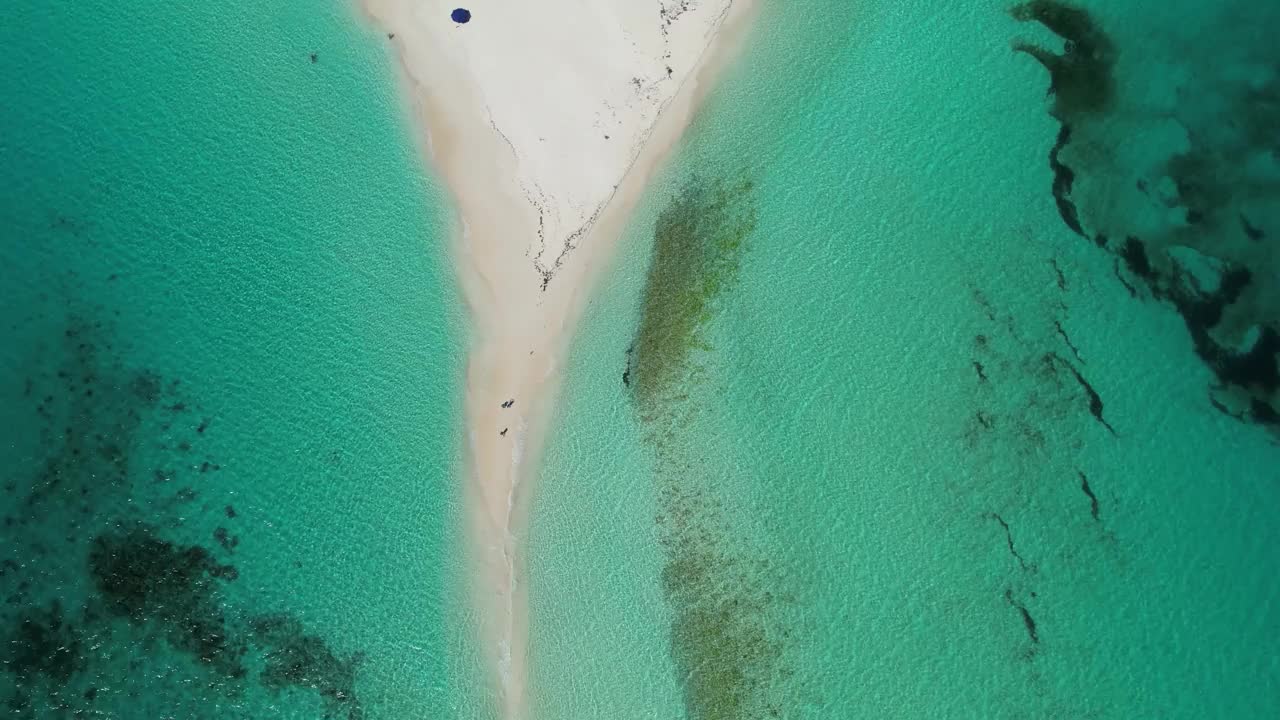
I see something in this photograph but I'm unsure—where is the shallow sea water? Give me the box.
[530,1,1279,718]
[4,0,1277,718]
[0,1,473,718]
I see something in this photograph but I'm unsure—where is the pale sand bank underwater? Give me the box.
[357,0,757,715]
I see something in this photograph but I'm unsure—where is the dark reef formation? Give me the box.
[961,272,1130,672]
[1011,0,1280,428]
[251,614,365,720]
[622,342,634,387]
[964,280,1118,455]
[985,512,1036,573]
[7,603,86,687]
[1053,320,1084,364]
[1043,351,1116,435]
[1048,125,1086,237]
[1004,588,1040,646]
[1,315,365,718]
[90,525,244,673]
[1078,471,1101,521]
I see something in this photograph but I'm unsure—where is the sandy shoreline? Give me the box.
[357,1,758,715]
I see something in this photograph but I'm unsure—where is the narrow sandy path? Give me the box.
[357,1,758,715]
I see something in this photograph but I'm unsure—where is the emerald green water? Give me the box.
[0,1,476,717]
[531,1,1279,718]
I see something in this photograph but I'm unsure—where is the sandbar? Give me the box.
[358,0,758,715]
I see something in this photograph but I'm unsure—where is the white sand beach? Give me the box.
[358,0,756,715]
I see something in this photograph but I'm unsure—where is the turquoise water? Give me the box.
[531,1,1279,718]
[5,0,1278,718]
[0,1,474,718]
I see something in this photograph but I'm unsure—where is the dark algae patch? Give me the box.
[627,175,756,411]
[1119,236,1154,281]
[984,512,1035,573]
[0,315,367,719]
[658,552,783,716]
[1044,352,1117,435]
[625,176,791,719]
[1004,588,1040,646]
[1010,0,1115,120]
[1047,124,1085,237]
[657,484,787,720]
[964,284,1119,454]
